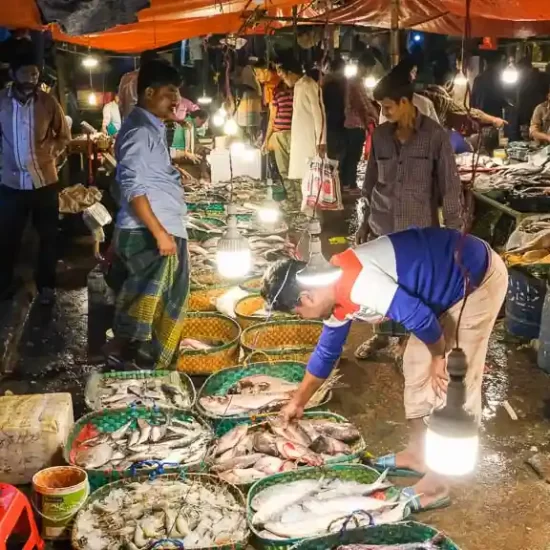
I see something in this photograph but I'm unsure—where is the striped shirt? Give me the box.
[272,85,294,131]
[0,86,70,190]
[307,228,489,379]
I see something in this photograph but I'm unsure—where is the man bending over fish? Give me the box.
[261,227,508,511]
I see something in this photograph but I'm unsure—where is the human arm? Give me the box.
[49,96,71,156]
[307,79,327,154]
[117,127,176,255]
[530,104,550,143]
[263,102,277,151]
[101,104,111,134]
[435,130,464,230]
[281,320,351,423]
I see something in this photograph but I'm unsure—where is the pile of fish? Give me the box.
[180,337,225,352]
[90,373,192,409]
[333,537,445,550]
[209,417,361,485]
[72,414,212,471]
[250,470,410,540]
[74,477,247,550]
[199,374,325,417]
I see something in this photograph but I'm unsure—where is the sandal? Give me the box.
[371,454,424,478]
[354,335,390,360]
[400,486,451,512]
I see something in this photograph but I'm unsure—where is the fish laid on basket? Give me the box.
[247,465,403,550]
[177,312,241,375]
[85,370,195,411]
[72,473,249,550]
[241,320,324,364]
[199,369,338,418]
[66,407,213,490]
[209,412,366,486]
[240,276,263,293]
[287,522,460,550]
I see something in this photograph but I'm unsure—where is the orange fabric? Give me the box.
[0,0,298,53]
[330,249,361,322]
[263,72,281,106]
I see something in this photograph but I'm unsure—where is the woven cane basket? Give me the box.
[247,464,399,550]
[289,521,461,550]
[239,276,263,293]
[195,361,332,426]
[64,406,213,492]
[234,295,296,329]
[177,312,241,375]
[241,320,323,363]
[188,284,234,312]
[71,472,249,550]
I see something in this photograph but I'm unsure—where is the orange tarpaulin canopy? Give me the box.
[0,0,298,53]
[2,0,550,52]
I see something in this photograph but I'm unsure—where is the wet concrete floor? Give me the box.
[2,209,550,549]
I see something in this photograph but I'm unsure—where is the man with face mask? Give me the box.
[0,50,70,304]
[353,71,464,360]
[260,227,508,512]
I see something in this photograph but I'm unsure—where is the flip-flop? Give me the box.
[400,486,452,512]
[371,454,424,478]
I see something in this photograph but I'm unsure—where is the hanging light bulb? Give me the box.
[502,64,519,85]
[258,179,281,225]
[82,55,99,69]
[344,62,358,79]
[88,92,98,106]
[198,94,213,105]
[454,71,468,86]
[216,204,252,279]
[364,75,379,89]
[224,118,239,136]
[296,219,342,287]
[425,348,479,476]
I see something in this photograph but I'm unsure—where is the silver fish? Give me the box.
[75,442,114,469]
[111,420,132,441]
[136,418,152,445]
[215,425,249,456]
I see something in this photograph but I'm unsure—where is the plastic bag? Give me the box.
[506,214,550,252]
[301,156,343,212]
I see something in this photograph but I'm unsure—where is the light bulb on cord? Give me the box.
[198,94,213,105]
[216,203,252,279]
[82,55,99,69]
[454,71,468,86]
[344,62,358,79]
[425,348,479,476]
[364,75,378,89]
[296,219,342,287]
[502,64,519,85]
[224,118,239,136]
[258,179,281,225]
[212,113,225,127]
[88,92,98,106]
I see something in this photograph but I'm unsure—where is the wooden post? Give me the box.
[293,6,299,58]
[390,0,400,67]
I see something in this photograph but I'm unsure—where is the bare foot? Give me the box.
[355,334,390,360]
[394,449,427,475]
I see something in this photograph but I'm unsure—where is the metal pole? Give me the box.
[390,0,400,67]
[293,6,299,57]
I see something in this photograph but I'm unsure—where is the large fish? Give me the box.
[214,425,249,456]
[199,393,293,416]
[335,536,444,550]
[301,494,399,515]
[314,470,391,500]
[304,420,361,443]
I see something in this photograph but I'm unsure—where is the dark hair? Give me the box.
[189,109,209,120]
[330,57,346,72]
[260,259,307,313]
[140,50,160,65]
[373,73,414,102]
[137,60,181,97]
[432,59,453,85]
[10,45,40,73]
[278,58,303,77]
[358,51,377,69]
[392,55,417,79]
[254,58,269,70]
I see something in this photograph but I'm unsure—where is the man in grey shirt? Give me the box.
[355,71,464,360]
[109,59,189,369]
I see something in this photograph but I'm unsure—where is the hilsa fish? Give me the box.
[335,534,445,549]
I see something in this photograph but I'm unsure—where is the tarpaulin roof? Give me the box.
[0,0,299,53]
[304,0,550,38]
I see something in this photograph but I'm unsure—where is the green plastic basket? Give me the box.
[71,472,249,550]
[195,361,332,426]
[288,521,461,550]
[187,202,226,218]
[247,464,398,550]
[64,406,214,492]
[84,369,196,411]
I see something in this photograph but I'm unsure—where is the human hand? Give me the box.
[430,355,449,399]
[355,221,370,246]
[493,117,508,129]
[156,231,177,256]
[317,144,327,157]
[280,399,305,427]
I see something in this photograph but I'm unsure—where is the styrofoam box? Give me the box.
[0,393,74,484]
[207,148,262,183]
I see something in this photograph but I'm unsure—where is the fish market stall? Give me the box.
[72,473,249,550]
[247,465,405,549]
[208,413,367,486]
[66,407,213,491]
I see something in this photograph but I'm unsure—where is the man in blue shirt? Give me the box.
[110,59,189,369]
[261,228,508,512]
